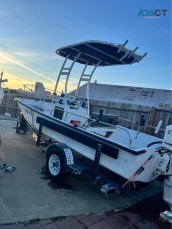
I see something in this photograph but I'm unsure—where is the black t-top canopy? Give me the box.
[56,40,146,66]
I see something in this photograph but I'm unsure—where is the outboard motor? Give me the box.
[160,125,172,224]
[162,125,172,151]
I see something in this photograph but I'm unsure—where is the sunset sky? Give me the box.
[0,0,171,93]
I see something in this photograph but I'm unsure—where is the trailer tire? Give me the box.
[45,147,68,183]
[16,113,27,134]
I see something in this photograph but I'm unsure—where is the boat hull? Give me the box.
[17,99,161,183]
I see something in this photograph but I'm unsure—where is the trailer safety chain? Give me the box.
[122,156,152,188]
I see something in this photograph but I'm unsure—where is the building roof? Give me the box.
[72,83,172,108]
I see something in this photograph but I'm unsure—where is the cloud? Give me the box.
[13,50,62,60]
[4,72,21,81]
[0,47,79,91]
[0,58,10,65]
[3,73,77,93]
[0,52,56,83]
[0,37,63,62]
[0,38,24,49]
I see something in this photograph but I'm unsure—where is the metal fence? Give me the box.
[0,92,52,118]
[0,93,21,118]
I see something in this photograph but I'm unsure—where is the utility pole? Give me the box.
[0,71,8,87]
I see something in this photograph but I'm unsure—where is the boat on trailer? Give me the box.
[16,40,172,223]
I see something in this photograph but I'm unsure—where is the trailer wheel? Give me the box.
[16,113,27,134]
[45,147,68,183]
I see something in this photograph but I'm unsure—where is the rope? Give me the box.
[122,156,152,189]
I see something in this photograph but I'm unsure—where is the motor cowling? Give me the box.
[162,125,172,151]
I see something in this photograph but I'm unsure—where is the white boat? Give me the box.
[16,40,172,221]
[0,71,8,104]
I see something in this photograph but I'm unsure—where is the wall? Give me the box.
[89,99,171,138]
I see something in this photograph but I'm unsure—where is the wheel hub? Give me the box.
[49,154,61,176]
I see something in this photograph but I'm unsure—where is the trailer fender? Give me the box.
[45,143,74,183]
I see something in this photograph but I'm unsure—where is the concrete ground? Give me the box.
[0,114,170,228]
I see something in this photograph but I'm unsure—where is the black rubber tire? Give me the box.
[16,113,27,134]
[45,147,68,183]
